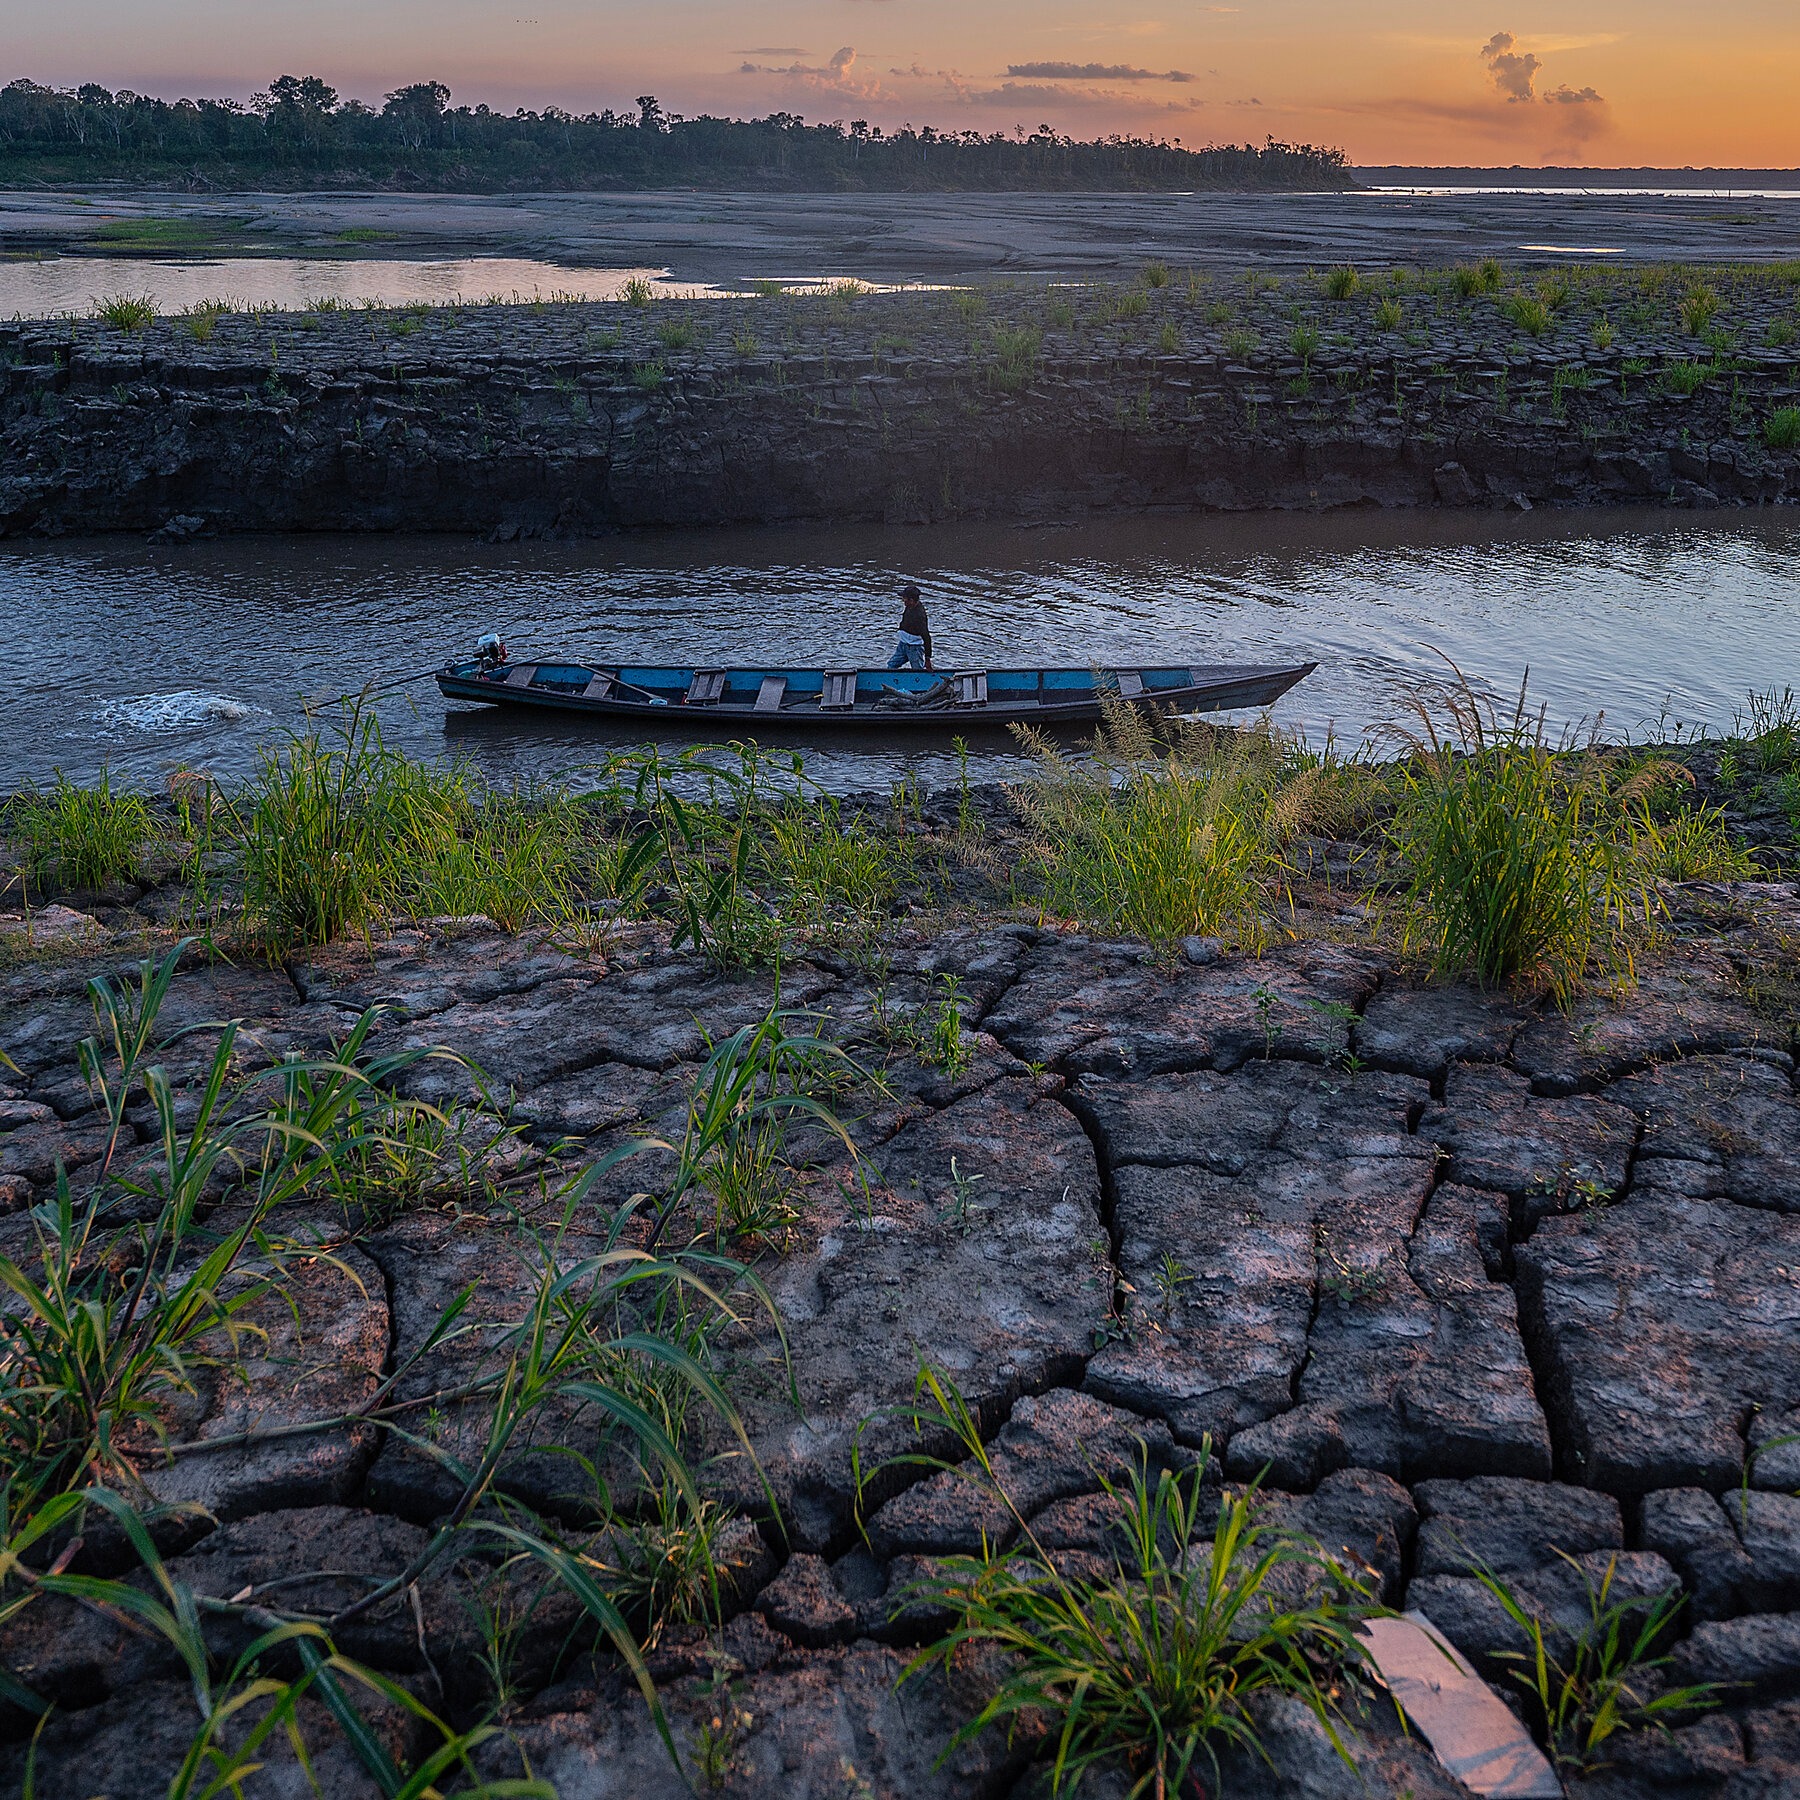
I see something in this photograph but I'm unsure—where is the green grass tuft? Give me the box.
[1764,404,1800,449]
[1679,284,1722,333]
[1503,293,1553,338]
[888,1365,1370,1800]
[1010,703,1297,950]
[92,292,156,332]
[1388,668,1653,1000]
[1474,1553,1721,1773]
[14,769,157,890]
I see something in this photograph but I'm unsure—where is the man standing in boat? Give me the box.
[888,584,935,672]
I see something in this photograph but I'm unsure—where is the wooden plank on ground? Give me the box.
[1357,1612,1561,1798]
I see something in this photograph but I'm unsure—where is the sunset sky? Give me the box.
[10,1,1799,167]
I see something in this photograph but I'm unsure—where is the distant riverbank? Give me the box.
[3,258,1797,543]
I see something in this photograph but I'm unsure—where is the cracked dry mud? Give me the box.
[4,910,1800,1798]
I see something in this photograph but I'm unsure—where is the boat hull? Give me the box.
[436,659,1317,732]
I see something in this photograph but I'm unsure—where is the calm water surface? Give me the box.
[0,257,916,319]
[0,258,735,319]
[8,508,1798,796]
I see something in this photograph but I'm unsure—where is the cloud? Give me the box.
[878,68,1206,115]
[1479,31,1541,103]
[737,45,886,96]
[1545,83,1604,104]
[1004,61,1193,82]
[735,47,808,56]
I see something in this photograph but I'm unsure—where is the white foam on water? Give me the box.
[92,691,268,733]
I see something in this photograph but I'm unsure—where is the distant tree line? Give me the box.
[0,77,1353,191]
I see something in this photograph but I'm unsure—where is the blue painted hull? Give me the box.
[436,657,1317,731]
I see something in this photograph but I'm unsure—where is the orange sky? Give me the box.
[11,2,1800,166]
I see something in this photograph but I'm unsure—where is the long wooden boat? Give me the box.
[436,655,1317,731]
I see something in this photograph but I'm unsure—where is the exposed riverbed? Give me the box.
[7,509,1798,794]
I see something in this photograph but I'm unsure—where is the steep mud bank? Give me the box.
[5,273,1798,538]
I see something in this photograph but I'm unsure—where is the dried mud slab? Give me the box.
[1413,1475,1622,1580]
[1611,1053,1800,1212]
[291,924,604,1017]
[1230,1182,1552,1486]
[134,1240,389,1520]
[1351,980,1536,1084]
[984,938,1385,1076]
[358,1210,635,1521]
[470,1639,1022,1800]
[1516,1195,1800,1494]
[1511,957,1779,1096]
[394,961,840,1104]
[1079,1063,1550,1487]
[0,1674,424,1800]
[715,1077,1110,1549]
[1424,1063,1638,1222]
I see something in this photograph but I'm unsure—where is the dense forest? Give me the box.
[0,76,1353,191]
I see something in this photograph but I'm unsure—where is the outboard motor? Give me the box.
[475,631,509,671]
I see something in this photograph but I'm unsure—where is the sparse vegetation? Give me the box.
[887,1366,1370,1800]
[1473,1554,1721,1772]
[1766,404,1800,449]
[987,323,1043,391]
[1504,293,1553,338]
[12,769,157,890]
[92,291,156,332]
[1386,666,1661,1000]
[1679,284,1722,334]
[0,936,799,1789]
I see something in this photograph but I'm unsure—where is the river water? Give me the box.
[7,508,1798,797]
[0,257,728,319]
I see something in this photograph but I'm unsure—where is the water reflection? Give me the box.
[0,257,928,320]
[5,508,1797,795]
[1,258,717,319]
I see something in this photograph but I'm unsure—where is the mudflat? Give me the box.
[4,186,1800,281]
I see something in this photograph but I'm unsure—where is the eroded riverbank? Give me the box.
[5,260,1799,539]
